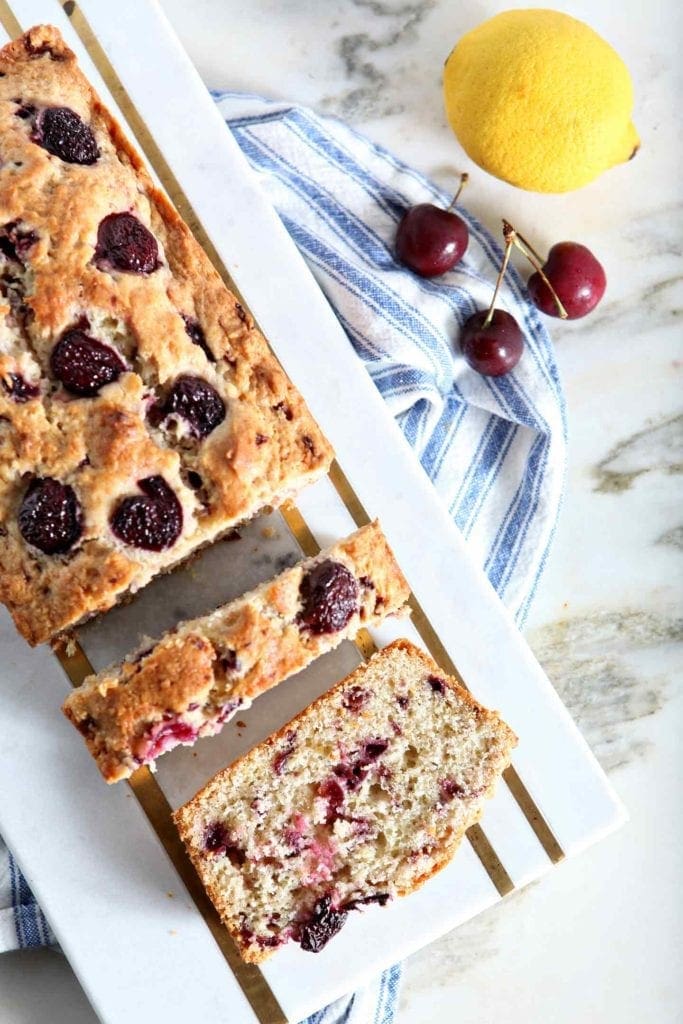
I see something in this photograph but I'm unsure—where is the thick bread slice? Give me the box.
[174,640,517,963]
[64,521,410,782]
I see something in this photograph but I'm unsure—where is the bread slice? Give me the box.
[63,521,410,782]
[174,640,517,963]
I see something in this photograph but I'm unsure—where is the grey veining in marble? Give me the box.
[321,0,436,120]
[527,610,681,771]
[402,884,534,995]
[593,413,683,493]
[657,524,683,549]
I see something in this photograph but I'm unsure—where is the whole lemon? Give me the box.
[443,9,639,193]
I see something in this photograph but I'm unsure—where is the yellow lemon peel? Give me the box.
[443,9,639,193]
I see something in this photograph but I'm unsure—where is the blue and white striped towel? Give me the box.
[0,95,566,1024]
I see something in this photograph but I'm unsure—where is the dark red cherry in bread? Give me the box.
[297,560,359,634]
[51,329,125,397]
[204,822,230,853]
[152,374,225,439]
[318,778,345,823]
[527,241,606,319]
[110,475,182,551]
[35,106,99,165]
[18,477,83,555]
[299,896,348,953]
[181,315,215,362]
[94,213,159,274]
[2,372,39,402]
[0,221,39,264]
[460,309,524,377]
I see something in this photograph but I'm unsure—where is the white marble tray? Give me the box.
[0,2,626,1022]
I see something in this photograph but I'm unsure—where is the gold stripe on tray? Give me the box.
[53,637,288,1024]
[502,765,565,863]
[0,0,21,38]
[58,0,527,896]
[127,769,288,1024]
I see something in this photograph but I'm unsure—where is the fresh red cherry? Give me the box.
[460,309,524,377]
[527,241,606,319]
[396,204,468,277]
[395,173,469,277]
[458,227,524,377]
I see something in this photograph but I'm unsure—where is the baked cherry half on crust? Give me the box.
[110,475,182,551]
[94,213,159,274]
[34,106,99,165]
[149,374,225,439]
[297,560,359,634]
[51,329,125,397]
[18,477,83,555]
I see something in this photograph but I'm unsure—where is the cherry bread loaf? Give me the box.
[0,26,332,645]
[174,640,516,963]
[63,521,410,782]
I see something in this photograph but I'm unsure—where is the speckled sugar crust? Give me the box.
[63,520,411,783]
[174,640,517,964]
[0,26,332,645]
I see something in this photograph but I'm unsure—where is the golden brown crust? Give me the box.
[63,521,411,781]
[0,26,332,645]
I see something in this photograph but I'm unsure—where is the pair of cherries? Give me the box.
[395,176,606,377]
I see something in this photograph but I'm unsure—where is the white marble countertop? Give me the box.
[2,1,681,1022]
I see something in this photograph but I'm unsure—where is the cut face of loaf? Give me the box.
[63,521,410,782]
[174,639,517,964]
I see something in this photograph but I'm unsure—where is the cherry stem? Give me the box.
[511,228,545,267]
[483,235,514,329]
[502,219,568,320]
[447,173,469,211]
